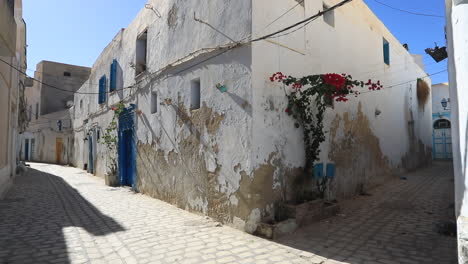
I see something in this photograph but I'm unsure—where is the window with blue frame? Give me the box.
[110,59,117,92]
[383,38,390,65]
[98,75,106,104]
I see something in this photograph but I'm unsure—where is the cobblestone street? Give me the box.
[0,162,458,264]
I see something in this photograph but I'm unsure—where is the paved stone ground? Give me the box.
[278,161,457,264]
[0,162,458,264]
[0,163,321,264]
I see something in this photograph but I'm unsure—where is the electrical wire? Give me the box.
[371,0,445,18]
[252,0,353,42]
[0,57,138,95]
[359,69,447,94]
[258,0,305,35]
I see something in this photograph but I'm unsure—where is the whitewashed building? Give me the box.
[71,0,433,232]
[0,0,27,198]
[445,0,468,262]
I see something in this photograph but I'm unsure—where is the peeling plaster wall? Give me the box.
[72,0,256,231]
[251,0,433,219]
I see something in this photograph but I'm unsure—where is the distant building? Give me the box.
[69,0,433,233]
[21,61,90,164]
[431,83,452,160]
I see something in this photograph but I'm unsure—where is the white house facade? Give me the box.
[70,0,432,232]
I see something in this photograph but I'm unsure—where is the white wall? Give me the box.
[251,0,432,200]
[445,0,468,262]
[69,0,433,232]
[21,109,74,164]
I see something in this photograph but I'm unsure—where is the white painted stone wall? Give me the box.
[445,0,468,262]
[20,109,74,164]
[251,0,432,201]
[70,0,433,232]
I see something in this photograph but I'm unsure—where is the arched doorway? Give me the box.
[433,119,452,160]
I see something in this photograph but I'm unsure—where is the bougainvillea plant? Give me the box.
[101,102,126,177]
[270,72,383,170]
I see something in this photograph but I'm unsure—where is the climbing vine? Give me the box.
[101,102,126,176]
[270,72,383,169]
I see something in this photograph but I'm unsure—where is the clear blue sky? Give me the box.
[23,0,447,83]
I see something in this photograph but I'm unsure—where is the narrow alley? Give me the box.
[0,162,457,264]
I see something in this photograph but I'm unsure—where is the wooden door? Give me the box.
[56,138,63,164]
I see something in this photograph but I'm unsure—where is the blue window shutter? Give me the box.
[110,59,117,92]
[98,75,106,104]
[383,39,390,65]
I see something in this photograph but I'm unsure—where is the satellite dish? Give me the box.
[66,101,74,108]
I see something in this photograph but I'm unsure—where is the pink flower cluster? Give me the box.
[366,79,383,90]
[270,72,285,82]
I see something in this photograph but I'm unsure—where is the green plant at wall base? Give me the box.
[270,72,383,170]
[101,102,126,176]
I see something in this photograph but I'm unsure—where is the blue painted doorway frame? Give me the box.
[118,104,136,188]
[88,135,94,174]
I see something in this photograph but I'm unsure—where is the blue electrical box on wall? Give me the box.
[314,163,324,179]
[326,163,335,178]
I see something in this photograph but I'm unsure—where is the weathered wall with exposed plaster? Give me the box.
[72,0,258,231]
[250,0,433,225]
[70,0,433,233]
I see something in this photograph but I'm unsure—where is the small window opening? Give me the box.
[110,59,117,92]
[98,75,107,105]
[151,92,158,114]
[191,79,201,110]
[323,3,335,27]
[35,103,39,120]
[136,30,148,76]
[383,38,390,65]
[64,72,71,77]
[80,99,83,109]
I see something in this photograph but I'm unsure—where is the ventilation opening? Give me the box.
[323,3,335,27]
[151,92,158,114]
[191,79,201,110]
[64,72,71,77]
[136,30,148,76]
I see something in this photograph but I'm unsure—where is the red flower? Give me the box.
[335,96,349,102]
[111,106,118,111]
[285,108,290,113]
[323,73,346,90]
[292,82,302,90]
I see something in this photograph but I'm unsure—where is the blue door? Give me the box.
[118,105,136,188]
[88,135,94,174]
[433,119,452,160]
[25,139,29,161]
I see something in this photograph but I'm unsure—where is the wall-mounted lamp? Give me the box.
[441,98,448,110]
[145,4,162,18]
[375,109,382,116]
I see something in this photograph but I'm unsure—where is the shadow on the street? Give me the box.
[274,163,458,264]
[0,167,125,263]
